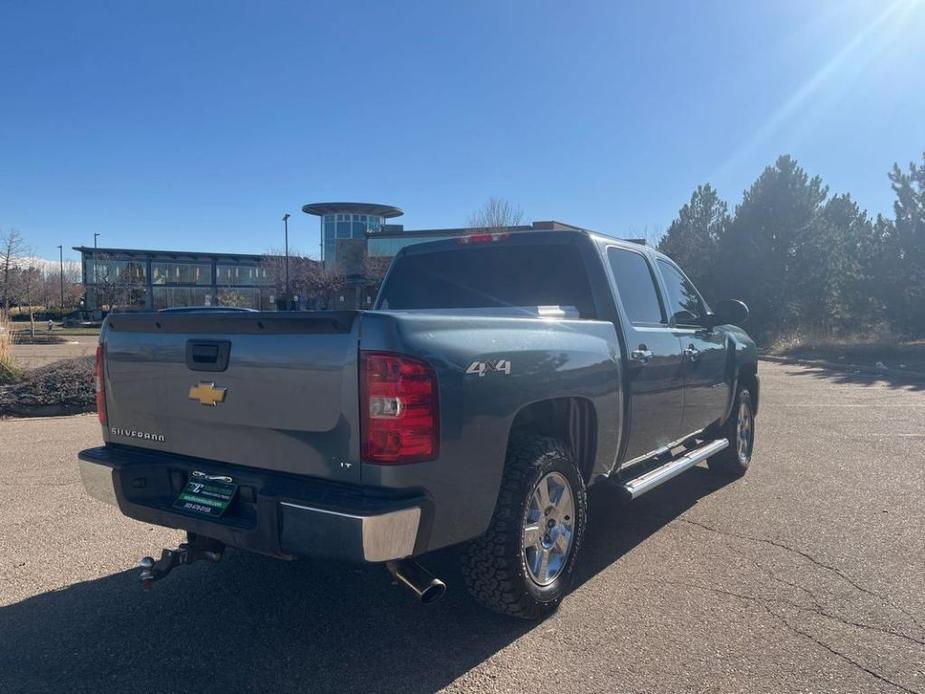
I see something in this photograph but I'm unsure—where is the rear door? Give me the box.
[605,246,686,463]
[656,259,731,435]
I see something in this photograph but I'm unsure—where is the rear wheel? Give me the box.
[708,387,755,477]
[461,435,588,620]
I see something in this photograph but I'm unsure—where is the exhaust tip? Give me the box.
[420,578,446,604]
[386,558,447,604]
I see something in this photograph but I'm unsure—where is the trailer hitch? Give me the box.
[138,534,225,590]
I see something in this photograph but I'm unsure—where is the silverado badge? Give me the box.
[188,382,227,406]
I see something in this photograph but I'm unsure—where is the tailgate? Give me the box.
[101,311,362,483]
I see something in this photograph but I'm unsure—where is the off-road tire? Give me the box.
[708,387,755,477]
[461,435,588,620]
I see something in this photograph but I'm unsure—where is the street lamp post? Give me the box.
[282,213,291,307]
[93,233,100,315]
[57,245,64,310]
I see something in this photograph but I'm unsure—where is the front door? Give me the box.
[606,247,686,463]
[656,259,732,435]
[678,328,729,433]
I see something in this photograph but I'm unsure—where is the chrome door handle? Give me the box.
[683,345,701,360]
[631,348,653,363]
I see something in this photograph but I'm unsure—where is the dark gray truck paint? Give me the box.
[79,230,757,562]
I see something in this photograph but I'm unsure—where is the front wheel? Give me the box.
[461,435,588,620]
[708,387,755,477]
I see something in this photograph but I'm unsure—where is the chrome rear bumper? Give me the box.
[279,502,421,562]
[77,448,424,563]
[78,458,119,507]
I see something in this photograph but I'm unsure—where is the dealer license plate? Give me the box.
[173,471,238,517]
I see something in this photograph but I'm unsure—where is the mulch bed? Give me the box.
[10,333,68,345]
[0,356,96,417]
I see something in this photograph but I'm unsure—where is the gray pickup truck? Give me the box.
[79,229,758,619]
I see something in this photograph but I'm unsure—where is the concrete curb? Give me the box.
[759,354,925,383]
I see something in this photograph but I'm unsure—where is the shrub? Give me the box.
[0,317,23,385]
[0,356,95,413]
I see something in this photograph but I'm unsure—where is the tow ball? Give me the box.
[138,534,225,590]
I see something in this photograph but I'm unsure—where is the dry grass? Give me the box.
[0,315,23,385]
[767,331,925,372]
[766,332,805,354]
[766,327,895,353]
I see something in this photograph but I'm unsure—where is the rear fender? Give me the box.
[357,311,622,551]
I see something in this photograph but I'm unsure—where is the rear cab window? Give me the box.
[378,242,597,318]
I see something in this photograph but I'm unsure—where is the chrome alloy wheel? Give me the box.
[736,400,754,462]
[522,471,575,586]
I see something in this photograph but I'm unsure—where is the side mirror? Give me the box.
[709,299,749,327]
[671,309,699,326]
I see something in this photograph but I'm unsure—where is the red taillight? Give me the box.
[361,352,438,464]
[95,344,107,425]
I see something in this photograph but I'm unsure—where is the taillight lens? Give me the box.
[361,352,438,464]
[457,232,510,244]
[95,344,107,425]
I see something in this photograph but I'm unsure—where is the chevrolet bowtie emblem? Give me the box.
[188,382,227,406]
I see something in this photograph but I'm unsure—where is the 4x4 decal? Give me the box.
[466,359,512,377]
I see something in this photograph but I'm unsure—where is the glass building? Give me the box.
[74,207,589,314]
[301,202,404,269]
[75,246,278,314]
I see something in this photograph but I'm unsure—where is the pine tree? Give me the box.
[720,155,828,339]
[796,194,872,334]
[658,184,729,302]
[885,155,925,335]
[661,152,924,343]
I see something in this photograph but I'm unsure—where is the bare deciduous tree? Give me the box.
[361,254,392,304]
[0,229,28,317]
[260,248,313,300]
[625,224,664,248]
[467,197,525,232]
[260,249,347,309]
[38,260,82,311]
[25,267,39,334]
[307,265,347,310]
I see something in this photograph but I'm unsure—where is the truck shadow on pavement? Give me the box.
[779,362,925,392]
[0,469,728,694]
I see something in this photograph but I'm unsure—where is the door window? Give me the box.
[658,259,706,325]
[607,248,664,324]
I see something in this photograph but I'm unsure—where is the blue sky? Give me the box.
[2,0,924,261]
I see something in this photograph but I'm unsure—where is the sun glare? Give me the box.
[711,0,923,183]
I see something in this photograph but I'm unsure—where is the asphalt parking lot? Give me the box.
[0,361,923,694]
[10,334,98,369]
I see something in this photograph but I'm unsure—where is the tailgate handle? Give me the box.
[186,340,231,372]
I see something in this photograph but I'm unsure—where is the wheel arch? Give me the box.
[737,362,759,416]
[507,397,598,484]
[721,356,760,426]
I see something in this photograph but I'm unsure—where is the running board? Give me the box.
[621,438,729,500]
